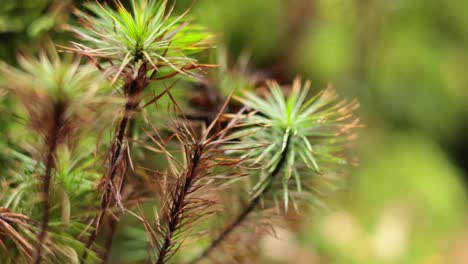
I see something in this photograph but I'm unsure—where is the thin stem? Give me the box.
[189,135,292,264]
[83,92,135,259]
[156,144,202,264]
[83,66,149,261]
[101,120,134,263]
[102,216,118,264]
[33,103,64,264]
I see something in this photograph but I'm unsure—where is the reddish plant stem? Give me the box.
[189,135,291,264]
[33,103,64,264]
[101,215,118,264]
[83,66,148,262]
[83,89,138,255]
[156,145,202,264]
[102,119,135,264]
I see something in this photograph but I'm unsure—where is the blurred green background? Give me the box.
[1,0,468,263]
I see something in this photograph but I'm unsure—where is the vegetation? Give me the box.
[1,0,467,264]
[0,0,358,263]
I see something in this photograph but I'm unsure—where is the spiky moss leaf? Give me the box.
[0,43,119,143]
[232,78,359,211]
[70,0,213,79]
[0,45,110,101]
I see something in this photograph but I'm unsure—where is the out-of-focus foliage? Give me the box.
[194,0,286,63]
[0,43,118,262]
[301,134,466,263]
[293,0,468,143]
[1,146,100,263]
[0,0,72,63]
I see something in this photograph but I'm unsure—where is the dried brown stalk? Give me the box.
[0,208,38,262]
[143,98,245,264]
[190,135,292,264]
[84,65,149,259]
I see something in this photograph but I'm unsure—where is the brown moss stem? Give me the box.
[83,66,149,262]
[189,135,291,264]
[33,103,64,264]
[156,144,203,264]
